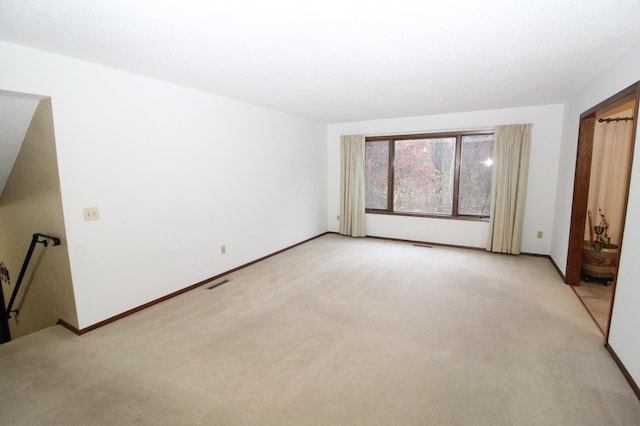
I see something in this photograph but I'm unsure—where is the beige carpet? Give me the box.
[1,234,639,425]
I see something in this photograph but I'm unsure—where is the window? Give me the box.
[365,131,494,219]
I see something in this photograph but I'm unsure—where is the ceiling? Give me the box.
[0,91,43,196]
[1,0,640,123]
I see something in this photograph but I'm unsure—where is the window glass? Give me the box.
[459,135,494,216]
[364,130,494,219]
[365,140,389,210]
[394,138,455,214]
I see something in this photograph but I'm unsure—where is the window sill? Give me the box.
[365,210,490,222]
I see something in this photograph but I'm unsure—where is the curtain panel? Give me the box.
[585,117,634,245]
[486,124,533,254]
[339,135,366,237]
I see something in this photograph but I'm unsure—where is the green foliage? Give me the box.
[365,134,494,216]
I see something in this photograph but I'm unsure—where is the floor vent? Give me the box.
[206,279,229,290]
[413,244,433,248]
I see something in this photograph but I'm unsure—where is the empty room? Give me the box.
[1,1,640,424]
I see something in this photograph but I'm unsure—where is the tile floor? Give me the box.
[574,279,614,334]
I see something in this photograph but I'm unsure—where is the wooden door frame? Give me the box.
[0,284,10,343]
[565,81,639,339]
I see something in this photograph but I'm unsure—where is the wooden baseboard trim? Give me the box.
[362,234,572,289]
[548,256,568,283]
[57,318,81,335]
[365,234,487,252]
[64,232,330,336]
[605,342,640,400]
[364,234,553,258]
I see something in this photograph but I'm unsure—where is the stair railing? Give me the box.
[4,233,61,319]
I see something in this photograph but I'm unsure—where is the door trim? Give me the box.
[565,81,639,341]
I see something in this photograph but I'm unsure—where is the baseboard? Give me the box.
[360,234,572,291]
[365,234,556,261]
[63,232,330,336]
[58,232,570,336]
[57,318,81,334]
[605,343,640,400]
[365,234,487,252]
[342,232,637,401]
[548,256,568,283]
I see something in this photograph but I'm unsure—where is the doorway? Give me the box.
[566,82,639,339]
[0,91,78,342]
[0,284,9,343]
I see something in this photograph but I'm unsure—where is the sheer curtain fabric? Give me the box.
[340,135,366,237]
[487,124,533,254]
[586,115,634,245]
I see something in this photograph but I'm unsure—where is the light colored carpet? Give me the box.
[1,234,639,425]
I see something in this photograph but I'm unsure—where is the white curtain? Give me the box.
[486,124,533,254]
[339,135,366,237]
[585,114,634,245]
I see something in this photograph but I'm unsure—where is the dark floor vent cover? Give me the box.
[413,244,433,248]
[206,279,229,290]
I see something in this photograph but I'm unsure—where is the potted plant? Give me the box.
[582,209,619,283]
[592,209,611,252]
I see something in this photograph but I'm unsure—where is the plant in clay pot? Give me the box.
[583,208,618,282]
[592,209,610,252]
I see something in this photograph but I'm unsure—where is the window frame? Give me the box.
[365,129,495,221]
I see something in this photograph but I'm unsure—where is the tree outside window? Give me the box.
[365,131,494,219]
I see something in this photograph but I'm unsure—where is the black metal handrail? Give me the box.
[4,233,61,319]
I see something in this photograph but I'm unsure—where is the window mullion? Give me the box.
[365,130,494,219]
[452,136,462,216]
[388,139,395,212]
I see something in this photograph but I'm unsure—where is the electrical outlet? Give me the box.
[220,245,226,255]
[537,231,543,239]
[83,207,100,221]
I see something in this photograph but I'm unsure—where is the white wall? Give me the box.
[0,42,327,329]
[327,105,564,254]
[551,42,640,389]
